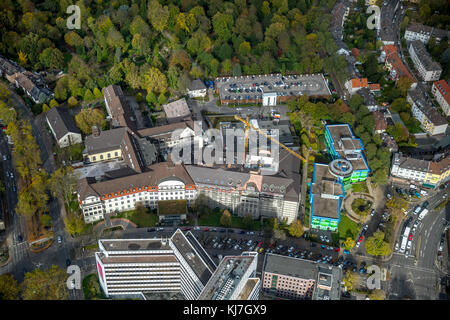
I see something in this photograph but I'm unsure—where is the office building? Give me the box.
[198,252,259,300]
[404,23,450,44]
[95,230,216,299]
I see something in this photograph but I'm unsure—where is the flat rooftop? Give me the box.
[100,254,177,264]
[199,255,256,300]
[99,239,172,253]
[170,230,213,286]
[313,266,342,300]
[215,73,330,101]
[263,254,318,280]
[311,164,342,220]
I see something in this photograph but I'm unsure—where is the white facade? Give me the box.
[404,30,430,44]
[46,116,82,148]
[188,88,207,98]
[263,92,277,106]
[432,82,450,116]
[408,42,442,81]
[81,178,197,223]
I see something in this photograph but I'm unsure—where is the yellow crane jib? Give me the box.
[233,115,306,163]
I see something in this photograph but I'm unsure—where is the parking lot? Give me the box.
[215,73,331,102]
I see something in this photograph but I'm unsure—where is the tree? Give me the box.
[368,289,386,300]
[372,168,388,186]
[288,220,304,237]
[220,209,232,227]
[365,231,391,256]
[395,77,413,96]
[64,213,85,236]
[243,214,254,230]
[146,92,156,105]
[83,89,94,102]
[67,96,78,108]
[238,41,251,56]
[21,265,68,300]
[343,272,360,292]
[41,214,52,228]
[64,31,83,48]
[147,0,169,32]
[48,167,78,207]
[93,88,102,100]
[75,108,106,135]
[157,93,166,105]
[348,94,363,111]
[39,48,64,70]
[18,50,28,66]
[143,67,168,94]
[212,12,234,42]
[344,237,355,250]
[0,274,19,300]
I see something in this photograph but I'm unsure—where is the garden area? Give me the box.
[82,274,106,300]
[351,198,373,218]
[112,207,159,228]
[198,208,262,231]
[338,213,361,241]
[351,182,369,194]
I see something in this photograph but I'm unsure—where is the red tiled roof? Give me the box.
[433,80,450,105]
[351,78,368,89]
[369,83,380,91]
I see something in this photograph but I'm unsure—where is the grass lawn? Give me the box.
[82,274,106,300]
[112,209,159,227]
[351,182,369,194]
[158,200,187,215]
[338,214,361,241]
[198,211,262,230]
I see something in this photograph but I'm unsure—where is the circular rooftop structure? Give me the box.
[328,159,353,178]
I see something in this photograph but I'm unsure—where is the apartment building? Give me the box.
[390,153,450,188]
[407,84,448,136]
[381,45,416,84]
[95,230,216,299]
[405,23,450,44]
[198,252,259,300]
[408,40,442,82]
[262,254,342,300]
[187,79,207,98]
[432,80,450,116]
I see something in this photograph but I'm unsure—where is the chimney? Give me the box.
[92,125,100,137]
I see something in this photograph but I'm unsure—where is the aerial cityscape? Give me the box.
[0,0,449,304]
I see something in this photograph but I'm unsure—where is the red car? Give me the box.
[408,233,413,241]
[358,236,363,242]
[257,241,263,248]
[203,227,209,232]
[334,247,340,252]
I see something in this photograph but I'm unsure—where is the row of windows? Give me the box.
[92,151,119,161]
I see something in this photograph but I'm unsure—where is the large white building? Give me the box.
[404,23,450,44]
[408,40,442,82]
[95,230,217,299]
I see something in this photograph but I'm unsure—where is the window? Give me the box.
[115,151,118,157]
[92,156,96,161]
[107,153,111,158]
[100,154,103,160]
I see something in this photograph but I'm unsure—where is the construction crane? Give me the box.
[234,115,307,163]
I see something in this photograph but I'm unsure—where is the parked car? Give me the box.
[66,259,71,266]
[343,249,350,254]
[422,201,429,208]
[57,236,62,244]
[238,230,245,234]
[370,209,375,216]
[17,234,23,242]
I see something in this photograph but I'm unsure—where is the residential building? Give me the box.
[162,98,192,123]
[0,55,24,83]
[373,111,387,134]
[103,85,137,131]
[382,45,416,84]
[198,252,259,300]
[381,133,398,153]
[309,163,345,231]
[345,78,368,95]
[324,124,370,187]
[187,79,207,98]
[95,230,216,299]
[359,87,378,111]
[408,40,442,81]
[407,84,448,136]
[45,106,82,148]
[379,0,399,45]
[262,254,342,300]
[432,80,450,116]
[13,71,53,104]
[404,23,450,44]
[390,153,450,188]
[369,83,381,94]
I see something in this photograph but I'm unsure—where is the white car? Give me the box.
[405,250,409,258]
[395,242,399,251]
[355,242,361,248]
